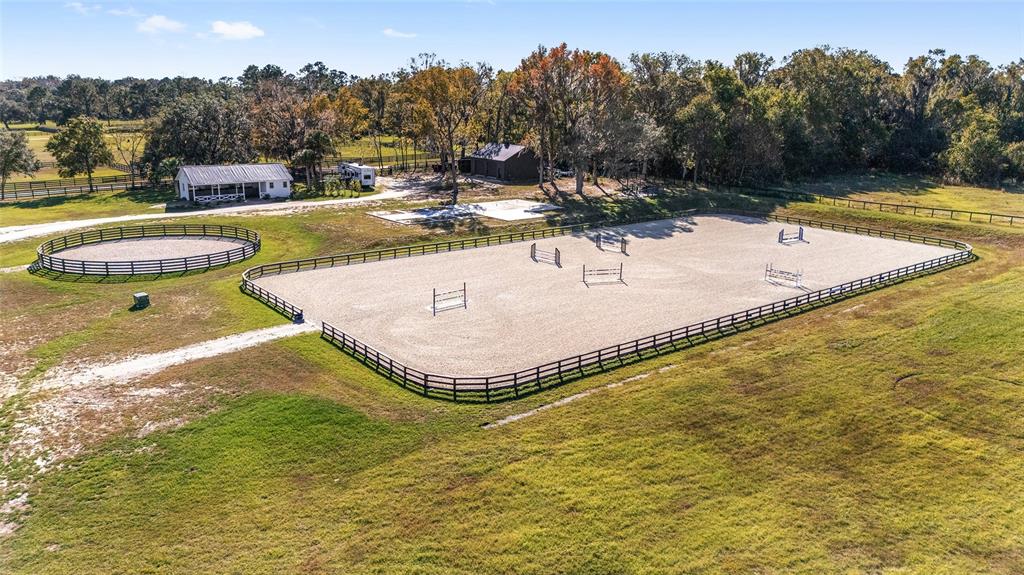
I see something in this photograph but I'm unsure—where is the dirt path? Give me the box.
[483,364,676,429]
[36,322,318,392]
[0,178,412,245]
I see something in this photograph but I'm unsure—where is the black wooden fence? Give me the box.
[239,223,588,323]
[240,280,304,323]
[0,181,155,201]
[242,210,974,401]
[740,186,1022,226]
[242,222,594,280]
[35,224,260,276]
[4,173,137,192]
[321,245,971,401]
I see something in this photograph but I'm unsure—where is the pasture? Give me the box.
[781,173,1024,216]
[8,126,139,182]
[0,176,1022,574]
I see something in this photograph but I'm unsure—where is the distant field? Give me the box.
[783,173,1024,216]
[331,135,437,166]
[7,166,128,183]
[23,132,54,162]
[16,128,424,181]
[12,125,144,180]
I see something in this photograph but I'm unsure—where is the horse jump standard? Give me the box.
[764,263,803,287]
[778,226,806,244]
[595,233,628,254]
[433,282,467,316]
[582,262,624,285]
[530,243,562,267]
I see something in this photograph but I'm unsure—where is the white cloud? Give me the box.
[107,7,141,18]
[382,27,416,39]
[65,2,101,15]
[210,20,265,40]
[138,14,185,34]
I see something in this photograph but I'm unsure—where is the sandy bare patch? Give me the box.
[53,236,248,262]
[255,215,958,377]
[1,322,318,536]
[36,322,318,392]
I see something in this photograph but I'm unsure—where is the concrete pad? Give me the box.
[369,199,560,224]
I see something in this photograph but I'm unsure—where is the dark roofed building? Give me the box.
[468,143,538,182]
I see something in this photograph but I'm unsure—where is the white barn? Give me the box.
[338,162,376,187]
[176,164,294,203]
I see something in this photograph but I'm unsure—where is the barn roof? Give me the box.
[469,143,529,162]
[177,163,293,186]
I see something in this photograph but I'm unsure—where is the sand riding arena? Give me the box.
[243,212,973,401]
[33,224,261,277]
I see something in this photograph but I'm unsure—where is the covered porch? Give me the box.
[187,182,263,203]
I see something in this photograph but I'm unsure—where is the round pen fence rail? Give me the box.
[36,224,261,276]
[241,209,975,401]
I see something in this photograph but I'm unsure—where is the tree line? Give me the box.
[2,47,1022,202]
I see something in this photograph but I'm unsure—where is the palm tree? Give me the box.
[292,148,316,191]
[303,130,333,184]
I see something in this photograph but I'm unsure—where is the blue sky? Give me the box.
[1,1,1021,80]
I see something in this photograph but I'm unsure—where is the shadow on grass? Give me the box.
[395,180,793,243]
[538,179,791,234]
[418,214,494,236]
[781,173,938,198]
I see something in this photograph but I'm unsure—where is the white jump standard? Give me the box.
[764,262,803,288]
[582,263,625,286]
[432,282,468,316]
[530,243,562,267]
[778,226,807,244]
[595,233,628,254]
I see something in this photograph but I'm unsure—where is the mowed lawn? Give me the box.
[1,187,1022,573]
[0,186,193,228]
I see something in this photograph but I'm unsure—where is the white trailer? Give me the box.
[339,162,377,187]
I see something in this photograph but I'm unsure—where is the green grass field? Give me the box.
[0,177,1022,573]
[11,125,142,180]
[782,173,1024,216]
[10,129,429,184]
[0,187,179,227]
[7,166,128,183]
